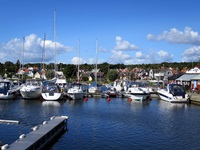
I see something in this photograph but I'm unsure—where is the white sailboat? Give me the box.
[41,9,62,101]
[41,78,62,101]
[67,40,85,100]
[88,38,101,95]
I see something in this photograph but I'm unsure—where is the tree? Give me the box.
[63,64,76,79]
[106,70,118,82]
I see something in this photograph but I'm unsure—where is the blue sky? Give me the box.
[1,0,200,65]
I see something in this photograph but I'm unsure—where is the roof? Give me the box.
[168,73,184,80]
[190,74,200,80]
[176,74,197,81]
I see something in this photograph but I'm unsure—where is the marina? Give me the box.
[0,96,200,149]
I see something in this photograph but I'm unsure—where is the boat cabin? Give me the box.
[167,84,186,96]
[0,81,11,95]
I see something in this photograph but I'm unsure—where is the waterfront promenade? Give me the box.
[189,93,200,105]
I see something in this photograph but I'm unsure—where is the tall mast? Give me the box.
[22,36,25,79]
[95,38,98,82]
[54,8,57,71]
[78,40,80,82]
[42,33,46,70]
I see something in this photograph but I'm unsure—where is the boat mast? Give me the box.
[22,36,25,80]
[42,33,46,70]
[54,8,57,72]
[77,40,80,82]
[95,38,98,82]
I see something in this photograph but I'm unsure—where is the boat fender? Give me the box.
[1,144,9,150]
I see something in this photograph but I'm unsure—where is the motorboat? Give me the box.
[113,79,131,92]
[0,79,20,100]
[124,82,151,101]
[88,81,102,96]
[125,86,150,101]
[20,79,43,99]
[104,87,119,98]
[41,78,62,101]
[157,84,190,103]
[67,83,86,100]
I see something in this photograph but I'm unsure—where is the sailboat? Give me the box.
[41,9,62,101]
[19,37,43,99]
[88,38,101,96]
[67,40,86,100]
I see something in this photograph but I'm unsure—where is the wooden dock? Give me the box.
[1,116,68,150]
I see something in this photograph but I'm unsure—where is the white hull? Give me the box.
[157,90,189,103]
[20,88,42,99]
[0,93,15,100]
[88,86,100,94]
[20,79,43,99]
[127,93,149,101]
[41,92,62,101]
[68,92,85,100]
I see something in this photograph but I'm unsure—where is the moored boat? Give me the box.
[41,78,62,101]
[20,79,43,99]
[157,84,190,103]
[0,79,20,100]
[67,83,86,100]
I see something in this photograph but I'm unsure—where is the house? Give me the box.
[167,73,184,84]
[186,67,200,73]
[149,68,173,83]
[176,74,198,90]
[87,68,104,82]
[190,74,200,90]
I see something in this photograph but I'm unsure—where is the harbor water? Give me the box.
[0,97,200,150]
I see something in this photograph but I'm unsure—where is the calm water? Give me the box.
[0,97,200,150]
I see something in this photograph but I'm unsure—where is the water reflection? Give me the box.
[66,99,84,106]
[158,100,188,110]
[42,101,61,107]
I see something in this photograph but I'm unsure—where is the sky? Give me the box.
[1,0,200,65]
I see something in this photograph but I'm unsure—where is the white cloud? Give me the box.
[109,50,132,64]
[114,36,139,51]
[182,46,200,62]
[147,27,200,45]
[157,50,174,62]
[108,48,174,64]
[71,57,86,65]
[135,52,146,59]
[0,34,73,63]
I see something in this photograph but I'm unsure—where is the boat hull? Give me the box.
[67,93,85,100]
[41,92,62,101]
[157,90,189,103]
[20,89,42,99]
[128,93,149,101]
[0,93,16,100]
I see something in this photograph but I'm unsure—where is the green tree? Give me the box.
[63,64,76,79]
[106,70,118,82]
